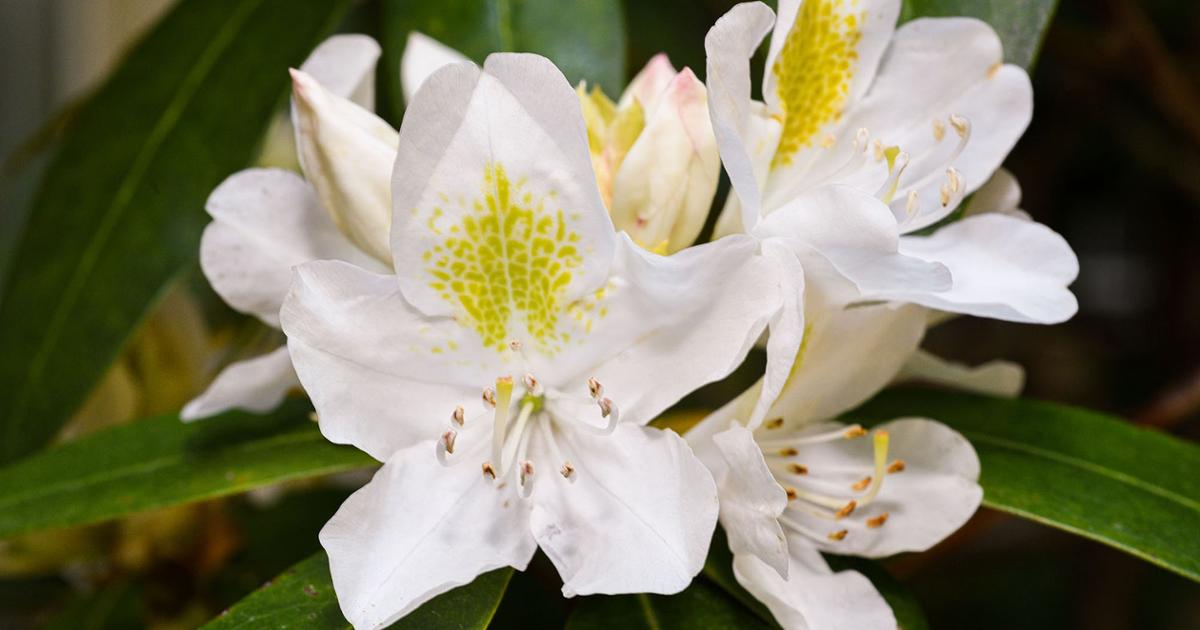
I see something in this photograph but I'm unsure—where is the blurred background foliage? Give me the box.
[0,0,1198,628]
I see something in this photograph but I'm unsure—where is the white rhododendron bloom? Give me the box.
[280,53,784,629]
[403,33,720,254]
[688,271,983,629]
[182,35,397,420]
[700,0,1078,426]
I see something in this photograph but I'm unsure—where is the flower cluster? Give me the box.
[185,1,1078,628]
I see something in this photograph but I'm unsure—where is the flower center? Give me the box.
[757,423,905,543]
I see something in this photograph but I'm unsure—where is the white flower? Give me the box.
[280,53,783,629]
[687,274,982,630]
[698,0,1078,428]
[181,35,397,421]
[403,35,720,254]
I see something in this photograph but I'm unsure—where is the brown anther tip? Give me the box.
[598,397,613,418]
[835,500,857,519]
[788,463,808,475]
[785,487,798,501]
[765,418,784,430]
[778,447,799,457]
[587,377,603,398]
[887,460,906,474]
[844,426,867,439]
[482,388,497,407]
[481,462,496,480]
[867,513,890,529]
[560,462,575,479]
[523,373,538,390]
[451,405,465,426]
[441,430,456,454]
[509,340,522,351]
[827,529,849,541]
[851,476,872,491]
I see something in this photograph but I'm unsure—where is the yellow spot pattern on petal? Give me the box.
[771,0,864,167]
[425,164,583,355]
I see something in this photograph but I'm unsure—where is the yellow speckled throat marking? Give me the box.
[423,164,583,354]
[771,0,864,166]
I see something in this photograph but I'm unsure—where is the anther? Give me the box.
[560,461,575,479]
[598,397,614,418]
[827,529,848,541]
[887,460,907,474]
[451,405,465,427]
[852,476,872,491]
[765,417,784,430]
[932,118,946,142]
[482,388,497,408]
[947,167,962,192]
[523,373,539,391]
[441,430,457,455]
[482,462,496,480]
[789,463,808,475]
[843,426,868,439]
[905,190,919,217]
[509,340,522,352]
[854,128,869,151]
[587,377,603,399]
[949,114,969,138]
[835,501,857,519]
[519,460,535,486]
[778,447,799,457]
[872,139,885,161]
[785,487,798,501]
[867,513,890,528]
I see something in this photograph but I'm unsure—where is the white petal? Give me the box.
[733,544,895,630]
[400,32,470,104]
[529,422,718,596]
[301,34,382,109]
[705,1,778,228]
[752,239,805,429]
[321,440,536,630]
[610,68,720,254]
[962,168,1028,220]
[556,234,778,427]
[281,260,499,461]
[895,213,1079,323]
[389,54,616,345]
[771,301,927,426]
[894,349,1025,397]
[783,418,981,557]
[754,185,951,298]
[180,345,298,421]
[712,425,790,577]
[199,168,381,327]
[291,69,399,262]
[618,52,678,113]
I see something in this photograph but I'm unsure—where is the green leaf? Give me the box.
[566,579,772,630]
[0,401,374,540]
[379,0,627,122]
[901,0,1059,70]
[204,553,513,629]
[0,0,351,464]
[850,389,1200,582]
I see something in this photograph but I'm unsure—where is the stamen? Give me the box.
[905,190,919,217]
[523,373,542,395]
[451,405,465,427]
[441,430,457,454]
[853,127,869,151]
[587,377,603,399]
[872,139,885,161]
[851,476,872,491]
[778,447,799,457]
[932,118,946,141]
[844,426,868,439]
[759,424,864,452]
[785,487,798,501]
[887,460,907,474]
[519,460,535,486]
[820,133,837,149]
[835,500,857,519]
[560,461,575,479]
[482,462,496,480]
[598,397,614,418]
[789,463,808,475]
[827,529,848,541]
[509,340,522,352]
[867,513,890,529]
[482,388,497,408]
[765,417,785,430]
[949,114,969,138]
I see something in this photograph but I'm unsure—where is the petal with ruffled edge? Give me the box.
[199,168,383,328]
[894,213,1079,323]
[529,421,718,597]
[551,234,778,427]
[301,34,382,109]
[390,54,615,359]
[705,1,778,229]
[781,418,981,558]
[894,349,1025,398]
[321,439,536,630]
[400,32,470,104]
[180,346,299,422]
[281,259,501,461]
[711,425,790,577]
[733,543,895,630]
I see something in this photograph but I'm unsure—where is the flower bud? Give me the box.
[610,67,719,254]
[290,68,398,263]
